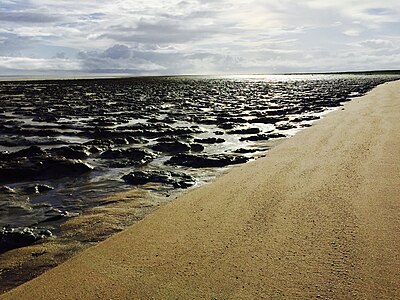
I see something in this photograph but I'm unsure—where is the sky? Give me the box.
[0,0,399,76]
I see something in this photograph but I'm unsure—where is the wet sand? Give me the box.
[2,80,399,299]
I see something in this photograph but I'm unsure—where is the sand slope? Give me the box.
[2,80,399,299]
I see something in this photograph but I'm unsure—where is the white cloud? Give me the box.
[343,29,361,37]
[1,0,399,75]
[0,56,81,70]
[359,39,395,49]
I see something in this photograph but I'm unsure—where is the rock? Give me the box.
[0,136,28,147]
[147,117,176,124]
[0,186,16,194]
[86,117,118,127]
[88,146,102,154]
[32,115,59,123]
[166,153,249,168]
[0,136,64,147]
[167,127,203,136]
[0,159,40,183]
[99,149,124,159]
[23,184,54,195]
[0,159,93,183]
[107,159,148,168]
[151,141,191,153]
[0,227,52,253]
[40,159,94,179]
[36,184,54,193]
[12,146,46,159]
[155,137,178,143]
[217,123,235,130]
[195,118,218,125]
[194,138,225,144]
[268,133,286,139]
[50,146,90,159]
[100,148,155,165]
[216,116,247,124]
[122,170,195,189]
[0,151,10,161]
[127,136,146,144]
[176,134,195,141]
[122,171,167,185]
[39,208,77,223]
[227,128,260,135]
[112,138,130,145]
[248,116,288,124]
[292,115,320,122]
[84,139,114,148]
[240,134,271,142]
[190,144,205,152]
[234,148,258,154]
[275,123,296,130]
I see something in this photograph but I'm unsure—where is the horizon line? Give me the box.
[1,69,400,82]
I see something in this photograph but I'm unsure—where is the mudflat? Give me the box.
[2,80,399,299]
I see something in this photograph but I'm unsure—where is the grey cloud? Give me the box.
[184,53,217,60]
[0,33,38,55]
[359,39,394,49]
[75,43,247,75]
[103,44,131,59]
[377,21,400,36]
[77,50,97,60]
[79,13,106,21]
[159,10,217,20]
[368,47,400,56]
[78,45,131,60]
[365,8,394,16]
[1,0,33,11]
[0,12,61,23]
[99,18,220,44]
[77,44,165,73]
[53,52,67,59]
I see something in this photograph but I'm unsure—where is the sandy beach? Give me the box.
[2,80,399,299]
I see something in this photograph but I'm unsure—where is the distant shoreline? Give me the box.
[1,70,400,82]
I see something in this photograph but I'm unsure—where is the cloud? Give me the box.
[0,0,399,75]
[0,12,61,23]
[0,56,81,71]
[53,52,67,59]
[103,44,131,59]
[97,13,222,45]
[77,44,166,73]
[0,33,39,55]
[343,29,361,37]
[364,8,394,16]
[359,39,394,49]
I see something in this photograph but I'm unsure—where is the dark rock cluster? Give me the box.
[0,227,52,253]
[166,153,249,168]
[122,170,195,188]
[0,146,93,184]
